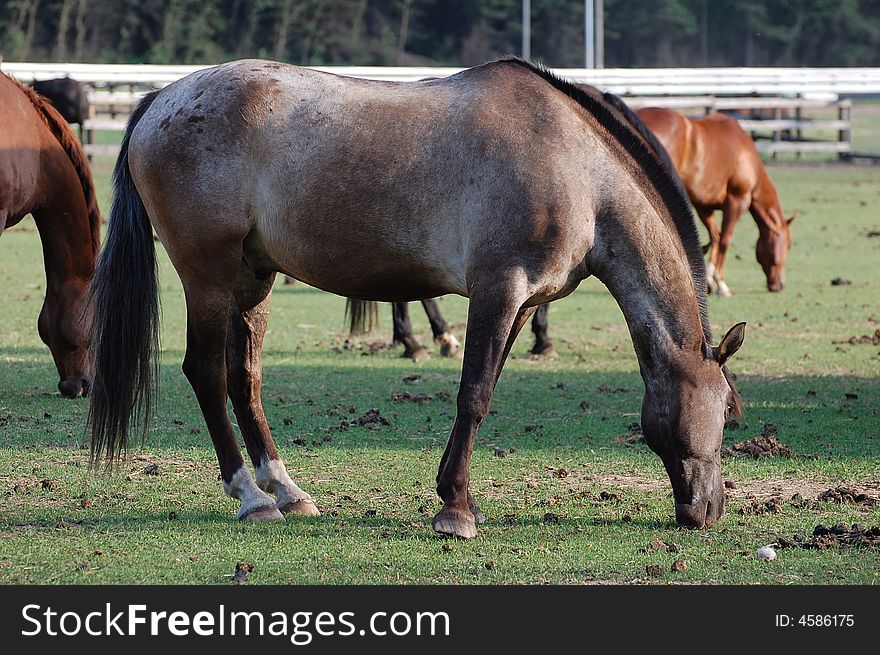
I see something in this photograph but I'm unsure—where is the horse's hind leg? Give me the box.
[432,274,534,538]
[714,195,750,297]
[422,299,462,358]
[227,265,318,517]
[529,303,556,357]
[177,255,281,521]
[391,302,429,362]
[698,207,721,293]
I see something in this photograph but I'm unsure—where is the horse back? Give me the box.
[0,74,59,227]
[700,114,783,216]
[639,107,764,209]
[129,60,607,301]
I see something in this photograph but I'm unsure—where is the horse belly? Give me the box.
[251,205,468,302]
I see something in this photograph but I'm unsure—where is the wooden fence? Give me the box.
[5,62,876,159]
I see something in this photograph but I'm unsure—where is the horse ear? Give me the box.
[787,211,799,226]
[716,322,746,365]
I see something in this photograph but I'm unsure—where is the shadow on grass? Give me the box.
[2,512,456,541]
[2,511,685,544]
[2,357,878,462]
[498,515,675,530]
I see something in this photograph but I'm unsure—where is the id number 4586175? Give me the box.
[775,614,854,627]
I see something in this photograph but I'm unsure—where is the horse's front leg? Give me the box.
[433,275,534,539]
[227,265,318,517]
[32,208,95,397]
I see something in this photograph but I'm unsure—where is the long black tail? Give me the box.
[87,91,161,465]
[345,299,379,336]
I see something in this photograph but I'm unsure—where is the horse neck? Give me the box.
[25,84,101,253]
[751,168,786,234]
[590,189,707,387]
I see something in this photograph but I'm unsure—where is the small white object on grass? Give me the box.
[756,545,777,561]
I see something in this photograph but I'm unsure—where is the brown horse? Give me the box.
[0,73,99,397]
[88,58,745,538]
[636,107,794,296]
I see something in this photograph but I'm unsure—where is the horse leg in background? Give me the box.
[391,302,430,362]
[433,274,534,538]
[422,298,462,358]
[177,250,282,521]
[529,303,556,357]
[713,195,750,297]
[32,207,94,398]
[227,264,318,517]
[697,207,721,294]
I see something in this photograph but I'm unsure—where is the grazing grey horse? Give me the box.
[88,58,745,539]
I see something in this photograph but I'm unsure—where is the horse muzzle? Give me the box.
[675,492,725,529]
[671,457,726,529]
[58,376,90,398]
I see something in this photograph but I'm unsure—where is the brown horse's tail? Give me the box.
[345,299,379,336]
[87,91,161,465]
[19,78,101,254]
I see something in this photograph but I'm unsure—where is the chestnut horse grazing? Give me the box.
[0,73,99,397]
[88,59,745,538]
[637,107,794,296]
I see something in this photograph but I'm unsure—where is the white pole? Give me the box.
[585,0,595,69]
[522,0,531,61]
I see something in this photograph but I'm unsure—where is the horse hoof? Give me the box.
[468,498,486,525]
[278,498,320,517]
[240,505,285,522]
[437,333,463,358]
[407,347,430,363]
[432,508,477,539]
[715,282,733,297]
[530,346,557,359]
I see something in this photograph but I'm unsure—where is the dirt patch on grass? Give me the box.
[391,390,451,405]
[776,524,880,550]
[833,329,880,346]
[612,422,645,446]
[724,436,792,459]
[722,424,797,459]
[599,473,668,493]
[740,497,785,515]
[350,409,390,429]
[817,486,878,506]
[727,478,842,503]
[594,471,875,506]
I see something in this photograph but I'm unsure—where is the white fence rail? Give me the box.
[5,62,880,96]
[4,62,876,158]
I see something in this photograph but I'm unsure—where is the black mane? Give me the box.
[500,57,711,344]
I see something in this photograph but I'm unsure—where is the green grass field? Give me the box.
[1,154,878,585]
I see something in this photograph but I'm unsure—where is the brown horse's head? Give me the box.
[38,298,91,398]
[640,323,746,529]
[756,213,794,292]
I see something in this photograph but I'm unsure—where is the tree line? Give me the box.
[1,0,878,68]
